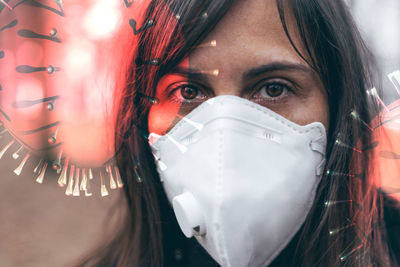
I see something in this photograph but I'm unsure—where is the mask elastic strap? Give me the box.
[310,135,326,176]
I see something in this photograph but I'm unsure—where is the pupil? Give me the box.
[181,87,198,100]
[267,85,283,97]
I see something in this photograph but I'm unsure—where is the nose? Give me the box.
[211,73,242,98]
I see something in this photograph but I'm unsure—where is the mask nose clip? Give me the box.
[172,192,207,238]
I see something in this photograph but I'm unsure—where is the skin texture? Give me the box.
[148,0,329,134]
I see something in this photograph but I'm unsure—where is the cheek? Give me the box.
[313,90,329,129]
[148,103,181,135]
[148,59,189,135]
[287,89,329,130]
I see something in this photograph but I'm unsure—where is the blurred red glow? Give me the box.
[0,0,150,166]
[370,99,400,200]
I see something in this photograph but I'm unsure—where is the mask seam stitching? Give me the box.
[216,128,228,266]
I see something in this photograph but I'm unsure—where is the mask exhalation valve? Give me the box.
[172,192,207,238]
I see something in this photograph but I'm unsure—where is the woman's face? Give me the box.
[148,0,329,134]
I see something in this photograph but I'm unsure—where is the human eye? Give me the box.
[166,82,209,104]
[251,79,295,103]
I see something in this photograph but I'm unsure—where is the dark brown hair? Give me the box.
[80,0,393,266]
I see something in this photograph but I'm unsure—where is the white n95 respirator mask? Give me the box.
[149,95,327,267]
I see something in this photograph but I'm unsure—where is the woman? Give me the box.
[81,0,400,266]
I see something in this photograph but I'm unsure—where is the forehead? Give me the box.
[189,0,305,74]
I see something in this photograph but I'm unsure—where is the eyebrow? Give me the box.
[169,66,211,81]
[242,62,313,81]
[169,61,313,82]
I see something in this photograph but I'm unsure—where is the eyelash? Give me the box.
[166,79,295,104]
[166,82,208,104]
[251,79,294,103]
